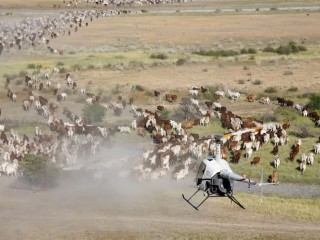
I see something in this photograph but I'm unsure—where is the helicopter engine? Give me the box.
[208,173,234,196]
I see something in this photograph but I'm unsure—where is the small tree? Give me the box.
[19,154,61,188]
[82,103,106,123]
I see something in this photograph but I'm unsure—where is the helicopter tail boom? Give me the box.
[220,169,256,185]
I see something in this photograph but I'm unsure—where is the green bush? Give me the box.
[247,48,257,54]
[176,58,187,66]
[27,63,36,69]
[264,86,278,93]
[276,45,292,55]
[56,61,65,66]
[19,154,61,188]
[287,86,298,92]
[306,94,320,110]
[262,46,276,53]
[193,49,239,57]
[82,103,106,123]
[150,53,168,60]
[252,79,263,85]
[135,85,145,91]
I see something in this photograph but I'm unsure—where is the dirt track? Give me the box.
[1,175,320,240]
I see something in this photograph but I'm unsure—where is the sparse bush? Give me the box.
[27,63,36,69]
[252,79,263,85]
[82,103,106,123]
[257,113,278,122]
[59,67,69,73]
[87,64,96,70]
[103,63,112,69]
[135,85,145,92]
[56,62,65,66]
[264,86,278,93]
[111,84,123,94]
[150,53,168,60]
[176,58,187,66]
[71,64,82,71]
[288,86,298,92]
[238,79,245,84]
[292,126,315,138]
[283,70,293,75]
[243,66,249,70]
[19,154,61,188]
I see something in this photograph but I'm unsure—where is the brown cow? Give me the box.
[157,105,164,111]
[38,96,48,106]
[246,93,255,102]
[251,156,260,165]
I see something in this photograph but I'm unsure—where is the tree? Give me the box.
[19,154,61,188]
[82,103,106,123]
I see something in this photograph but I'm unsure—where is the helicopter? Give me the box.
[182,126,277,210]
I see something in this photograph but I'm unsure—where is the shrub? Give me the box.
[276,45,292,55]
[87,64,96,69]
[252,79,263,85]
[56,62,65,66]
[193,49,239,57]
[243,66,249,70]
[240,49,248,54]
[72,64,82,71]
[18,70,28,77]
[238,79,245,84]
[283,70,293,75]
[150,53,168,60]
[27,63,36,69]
[262,46,276,53]
[288,86,298,92]
[82,103,106,123]
[135,85,145,91]
[259,113,278,122]
[176,58,187,66]
[59,67,69,73]
[264,86,278,93]
[306,94,320,110]
[247,48,257,54]
[19,154,61,188]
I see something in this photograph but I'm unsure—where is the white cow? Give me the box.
[118,126,131,133]
[274,155,280,169]
[313,143,320,154]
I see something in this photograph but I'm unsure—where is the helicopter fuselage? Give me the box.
[197,157,235,195]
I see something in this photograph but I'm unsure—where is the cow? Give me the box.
[251,156,260,165]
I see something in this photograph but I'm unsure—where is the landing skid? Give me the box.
[182,189,245,210]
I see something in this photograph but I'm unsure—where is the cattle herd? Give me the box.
[0,4,319,184]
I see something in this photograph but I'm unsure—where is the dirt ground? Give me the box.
[1,175,320,240]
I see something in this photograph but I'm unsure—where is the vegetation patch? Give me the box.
[82,103,106,123]
[263,41,307,55]
[150,53,168,60]
[19,154,61,188]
